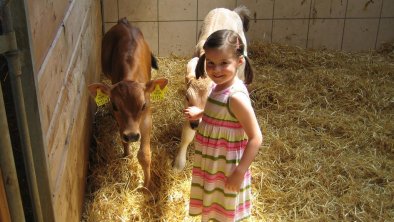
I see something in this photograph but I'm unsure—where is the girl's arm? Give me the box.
[226,92,263,192]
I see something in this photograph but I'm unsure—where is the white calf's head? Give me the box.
[185,57,211,129]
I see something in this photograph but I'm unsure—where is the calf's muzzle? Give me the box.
[190,120,199,129]
[122,132,140,143]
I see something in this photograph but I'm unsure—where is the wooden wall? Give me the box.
[0,170,11,222]
[26,0,101,221]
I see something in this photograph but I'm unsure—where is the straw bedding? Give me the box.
[81,42,394,221]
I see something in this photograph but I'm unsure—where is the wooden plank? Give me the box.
[0,169,11,222]
[52,84,92,222]
[47,45,84,184]
[46,0,101,187]
[37,0,92,145]
[26,0,69,74]
[48,1,102,221]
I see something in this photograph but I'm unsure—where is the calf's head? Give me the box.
[185,57,211,129]
[88,78,168,143]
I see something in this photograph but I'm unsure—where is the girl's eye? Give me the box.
[112,103,118,111]
[185,95,189,102]
[142,103,146,111]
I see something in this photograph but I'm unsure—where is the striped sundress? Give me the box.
[189,79,252,222]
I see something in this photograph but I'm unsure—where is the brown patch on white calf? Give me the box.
[185,58,211,129]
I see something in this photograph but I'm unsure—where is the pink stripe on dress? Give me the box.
[195,134,248,151]
[191,199,235,218]
[235,200,251,214]
[192,168,227,183]
[202,115,242,128]
[203,203,235,218]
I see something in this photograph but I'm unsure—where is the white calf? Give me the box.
[173,58,211,170]
[174,6,250,170]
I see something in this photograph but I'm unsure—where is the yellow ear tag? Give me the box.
[151,84,168,101]
[95,89,110,106]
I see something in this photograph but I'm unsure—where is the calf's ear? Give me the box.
[87,83,111,97]
[145,78,168,93]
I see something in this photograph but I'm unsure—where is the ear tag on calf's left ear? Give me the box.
[151,84,168,101]
[95,89,110,106]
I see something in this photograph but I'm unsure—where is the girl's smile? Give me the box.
[205,48,243,91]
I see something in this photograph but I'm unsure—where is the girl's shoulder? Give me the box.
[227,80,252,117]
[229,79,249,97]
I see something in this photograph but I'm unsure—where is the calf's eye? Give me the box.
[142,103,146,111]
[112,103,118,111]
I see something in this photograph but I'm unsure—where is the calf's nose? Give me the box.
[122,133,140,142]
[190,120,199,129]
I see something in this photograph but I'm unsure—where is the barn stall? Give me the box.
[0,0,393,221]
[82,0,393,221]
[81,44,394,221]
[0,0,101,221]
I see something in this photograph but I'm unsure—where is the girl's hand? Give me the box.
[183,106,203,120]
[225,168,245,192]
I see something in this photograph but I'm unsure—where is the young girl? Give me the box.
[184,29,263,222]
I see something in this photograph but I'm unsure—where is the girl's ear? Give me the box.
[145,78,169,93]
[236,55,244,68]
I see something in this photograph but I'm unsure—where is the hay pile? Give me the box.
[82,43,394,221]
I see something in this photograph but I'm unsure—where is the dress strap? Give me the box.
[227,89,249,118]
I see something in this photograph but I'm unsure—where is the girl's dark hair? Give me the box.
[195,29,254,84]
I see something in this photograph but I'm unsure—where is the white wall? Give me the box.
[102,0,394,56]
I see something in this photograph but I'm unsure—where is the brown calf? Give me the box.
[88,18,168,189]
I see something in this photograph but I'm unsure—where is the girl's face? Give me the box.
[205,47,243,90]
